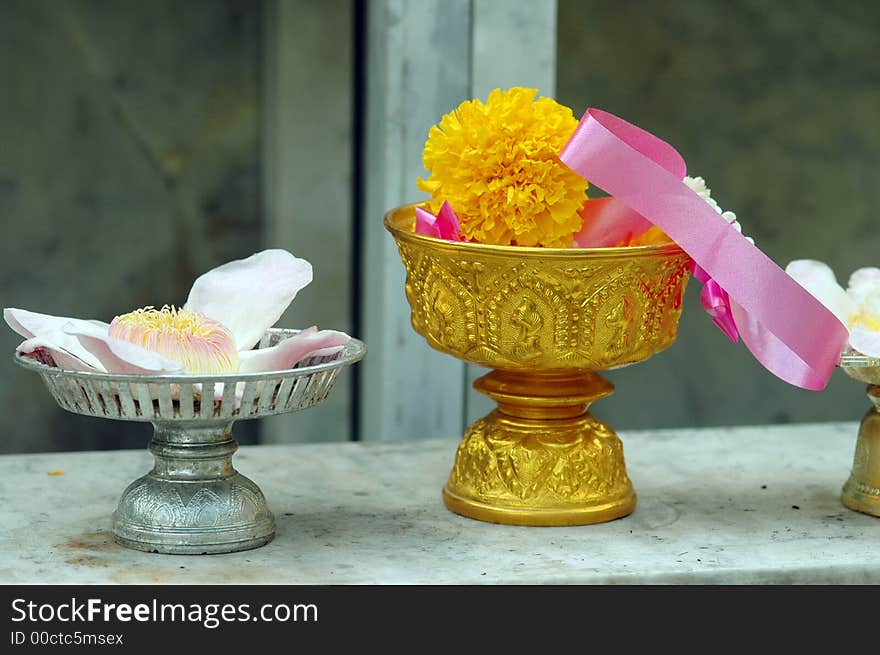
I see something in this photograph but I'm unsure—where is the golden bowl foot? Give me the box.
[842,385,880,517]
[443,370,636,526]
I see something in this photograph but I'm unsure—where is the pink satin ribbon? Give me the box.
[560,109,848,390]
[692,264,738,344]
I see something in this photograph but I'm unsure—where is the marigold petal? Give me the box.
[419,87,587,248]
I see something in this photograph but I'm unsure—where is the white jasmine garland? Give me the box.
[684,175,754,245]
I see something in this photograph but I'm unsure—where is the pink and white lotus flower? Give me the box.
[787,260,880,359]
[5,249,351,376]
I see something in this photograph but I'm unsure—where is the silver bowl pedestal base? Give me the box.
[112,422,275,555]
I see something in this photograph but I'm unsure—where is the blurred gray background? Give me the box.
[1,0,877,453]
[0,0,264,452]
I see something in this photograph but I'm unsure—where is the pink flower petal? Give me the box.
[573,198,654,248]
[415,207,442,238]
[785,260,855,327]
[207,382,243,403]
[415,202,462,241]
[63,322,184,375]
[436,201,462,241]
[311,344,346,358]
[184,249,313,351]
[4,308,107,370]
[16,337,102,372]
[237,328,351,373]
[849,327,880,358]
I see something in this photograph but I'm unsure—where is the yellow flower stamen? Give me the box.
[109,305,239,374]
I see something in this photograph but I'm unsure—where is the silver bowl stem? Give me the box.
[112,421,274,554]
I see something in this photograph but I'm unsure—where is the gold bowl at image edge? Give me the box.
[839,355,880,518]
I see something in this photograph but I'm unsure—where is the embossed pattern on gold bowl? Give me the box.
[386,204,692,372]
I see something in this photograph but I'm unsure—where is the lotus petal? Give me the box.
[4,308,108,370]
[64,322,184,375]
[415,207,442,238]
[184,249,313,351]
[16,337,102,372]
[785,260,855,327]
[573,198,654,248]
[415,202,462,242]
[208,382,247,406]
[238,327,350,373]
[311,344,346,358]
[435,201,462,241]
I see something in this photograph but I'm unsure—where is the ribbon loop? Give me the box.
[561,109,849,390]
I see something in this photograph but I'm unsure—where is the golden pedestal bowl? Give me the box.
[838,354,880,517]
[385,204,692,526]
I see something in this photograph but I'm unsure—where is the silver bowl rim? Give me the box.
[13,327,367,384]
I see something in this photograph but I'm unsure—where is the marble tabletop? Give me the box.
[0,421,876,584]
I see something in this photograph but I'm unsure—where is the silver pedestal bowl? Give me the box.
[15,328,366,555]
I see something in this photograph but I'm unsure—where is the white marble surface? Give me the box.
[0,421,877,584]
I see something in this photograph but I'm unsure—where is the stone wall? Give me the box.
[0,0,261,452]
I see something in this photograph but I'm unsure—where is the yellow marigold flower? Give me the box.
[417,87,588,248]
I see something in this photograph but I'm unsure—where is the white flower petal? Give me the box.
[63,322,184,375]
[184,249,313,351]
[785,260,856,326]
[854,297,880,325]
[16,337,102,372]
[849,326,880,358]
[237,328,350,374]
[4,308,107,370]
[848,267,880,288]
[847,267,880,308]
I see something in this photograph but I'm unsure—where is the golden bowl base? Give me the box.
[842,388,880,518]
[443,485,636,527]
[841,484,880,517]
[443,370,636,526]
